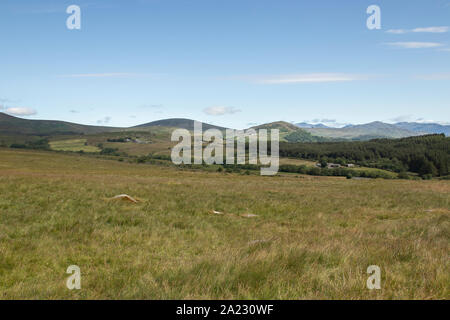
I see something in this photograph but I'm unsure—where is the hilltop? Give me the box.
[302,121,420,140]
[250,121,329,142]
[0,112,120,135]
[132,118,228,131]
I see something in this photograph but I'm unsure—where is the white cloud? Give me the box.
[385,42,443,49]
[386,116,449,125]
[386,26,449,34]
[386,29,407,34]
[412,26,449,33]
[4,107,37,116]
[203,106,241,116]
[311,118,337,123]
[253,73,367,84]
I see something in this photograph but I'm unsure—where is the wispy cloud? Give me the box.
[203,106,241,116]
[247,73,368,84]
[413,26,449,33]
[414,118,450,125]
[386,29,407,34]
[4,107,37,116]
[311,118,337,123]
[385,42,443,49]
[388,116,449,125]
[386,26,449,34]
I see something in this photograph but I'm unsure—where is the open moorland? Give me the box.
[0,148,448,299]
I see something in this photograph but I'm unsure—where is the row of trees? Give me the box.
[9,138,50,150]
[279,134,449,177]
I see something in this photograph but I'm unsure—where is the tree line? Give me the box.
[279,134,449,177]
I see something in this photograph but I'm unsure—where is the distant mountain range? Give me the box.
[0,112,448,142]
[295,121,449,140]
[393,122,450,136]
[295,122,331,129]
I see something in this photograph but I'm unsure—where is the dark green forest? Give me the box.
[279,134,449,177]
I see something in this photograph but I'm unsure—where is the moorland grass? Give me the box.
[0,148,448,299]
[49,139,100,153]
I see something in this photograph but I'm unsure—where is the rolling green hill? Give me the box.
[132,118,228,131]
[250,121,329,142]
[0,112,120,135]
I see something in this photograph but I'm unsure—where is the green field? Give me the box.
[0,148,448,299]
[49,139,101,153]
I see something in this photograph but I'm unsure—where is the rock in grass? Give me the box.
[241,213,258,218]
[109,194,139,203]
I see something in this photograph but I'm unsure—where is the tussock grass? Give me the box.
[0,149,448,299]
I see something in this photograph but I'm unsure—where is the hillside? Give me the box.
[0,114,227,138]
[0,112,120,135]
[132,118,228,131]
[250,121,328,142]
[394,122,450,136]
[304,121,420,140]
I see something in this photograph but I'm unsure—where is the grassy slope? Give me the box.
[0,112,119,135]
[0,149,448,299]
[279,158,398,178]
[49,139,101,153]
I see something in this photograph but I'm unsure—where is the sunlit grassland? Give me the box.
[49,139,101,153]
[0,148,448,299]
[279,157,398,178]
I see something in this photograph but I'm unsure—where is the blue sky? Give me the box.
[0,0,449,129]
